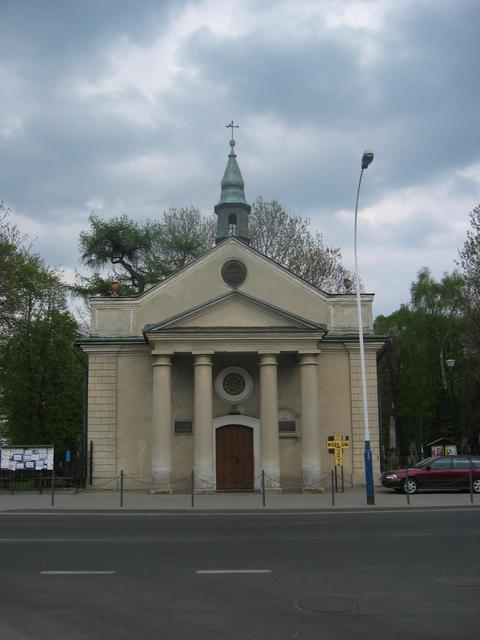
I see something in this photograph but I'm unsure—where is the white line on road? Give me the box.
[380,532,433,537]
[196,569,272,574]
[0,538,141,543]
[40,571,116,575]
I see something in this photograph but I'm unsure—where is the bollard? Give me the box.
[39,470,43,495]
[341,466,345,493]
[470,468,473,505]
[261,470,266,507]
[334,466,338,493]
[331,469,335,506]
[51,469,55,508]
[405,468,410,506]
[11,470,15,495]
[191,470,195,508]
[120,470,124,508]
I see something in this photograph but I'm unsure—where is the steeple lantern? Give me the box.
[215,122,251,245]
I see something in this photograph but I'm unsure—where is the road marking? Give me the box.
[0,538,105,542]
[196,569,271,574]
[380,532,433,537]
[40,571,116,575]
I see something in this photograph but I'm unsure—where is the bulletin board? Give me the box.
[0,446,54,471]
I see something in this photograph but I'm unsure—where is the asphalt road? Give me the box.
[0,509,479,639]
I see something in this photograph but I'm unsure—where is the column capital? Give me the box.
[152,353,172,367]
[259,353,278,366]
[298,352,319,366]
[193,353,213,367]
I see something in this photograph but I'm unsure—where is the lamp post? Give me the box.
[354,150,375,505]
[445,358,456,440]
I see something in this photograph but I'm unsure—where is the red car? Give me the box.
[381,455,480,494]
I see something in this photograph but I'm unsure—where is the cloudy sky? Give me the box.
[1,0,479,316]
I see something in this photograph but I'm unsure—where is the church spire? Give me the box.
[214,121,251,245]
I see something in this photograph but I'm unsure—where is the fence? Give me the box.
[80,468,479,508]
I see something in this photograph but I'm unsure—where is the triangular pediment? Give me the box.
[132,238,335,333]
[144,291,326,333]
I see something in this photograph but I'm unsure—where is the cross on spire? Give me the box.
[226,120,239,140]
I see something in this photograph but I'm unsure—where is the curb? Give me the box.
[1,504,480,515]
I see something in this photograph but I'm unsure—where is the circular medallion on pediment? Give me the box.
[215,366,253,404]
[221,259,247,288]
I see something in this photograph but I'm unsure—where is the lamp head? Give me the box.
[445,358,455,369]
[362,151,374,170]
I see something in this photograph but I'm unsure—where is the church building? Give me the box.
[78,136,384,492]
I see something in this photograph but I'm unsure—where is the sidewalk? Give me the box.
[1,487,479,512]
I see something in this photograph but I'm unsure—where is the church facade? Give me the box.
[78,139,384,492]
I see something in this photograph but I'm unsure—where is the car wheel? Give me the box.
[472,478,480,494]
[402,478,418,494]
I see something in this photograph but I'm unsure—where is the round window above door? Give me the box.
[214,366,253,404]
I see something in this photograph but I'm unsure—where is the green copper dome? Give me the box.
[215,139,250,210]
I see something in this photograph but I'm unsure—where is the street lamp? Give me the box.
[354,150,375,505]
[445,358,456,440]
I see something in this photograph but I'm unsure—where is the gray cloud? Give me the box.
[0,0,479,316]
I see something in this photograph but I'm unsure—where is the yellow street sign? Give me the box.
[326,439,350,450]
[334,448,343,466]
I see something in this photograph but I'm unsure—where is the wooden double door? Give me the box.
[216,425,254,491]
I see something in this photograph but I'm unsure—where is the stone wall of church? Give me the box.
[116,352,152,486]
[171,356,194,491]
[347,345,381,484]
[317,348,353,484]
[88,355,118,483]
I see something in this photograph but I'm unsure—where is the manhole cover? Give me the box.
[295,595,357,614]
[438,576,480,587]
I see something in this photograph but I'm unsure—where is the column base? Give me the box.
[302,463,322,491]
[194,465,215,492]
[150,486,172,495]
[302,487,326,494]
[262,465,281,490]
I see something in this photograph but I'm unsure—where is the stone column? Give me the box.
[299,352,321,489]
[151,353,172,489]
[259,353,280,488]
[193,353,214,490]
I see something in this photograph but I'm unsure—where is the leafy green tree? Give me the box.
[458,203,480,355]
[0,309,83,455]
[0,203,54,333]
[78,213,153,294]
[0,204,83,455]
[376,268,474,464]
[77,207,215,295]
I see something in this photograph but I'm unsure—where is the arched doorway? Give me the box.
[213,415,261,490]
[216,425,254,491]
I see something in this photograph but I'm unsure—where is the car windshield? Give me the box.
[414,457,435,468]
